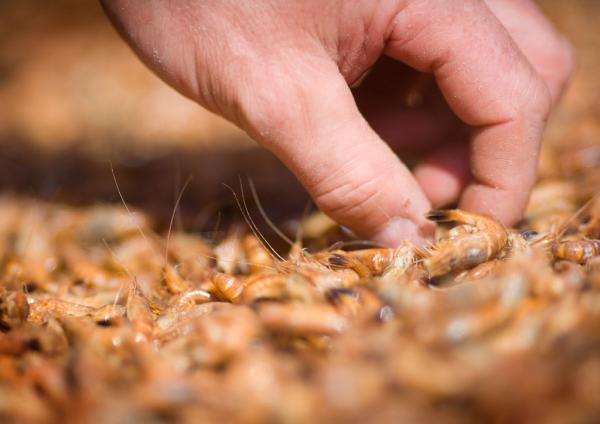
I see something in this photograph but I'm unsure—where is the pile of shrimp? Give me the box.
[1,129,600,423]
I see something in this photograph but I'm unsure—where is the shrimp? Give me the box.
[587,256,600,289]
[453,259,501,284]
[161,264,191,295]
[168,289,213,314]
[294,264,361,291]
[315,242,419,280]
[93,304,126,327]
[214,228,244,274]
[28,298,95,324]
[242,234,275,274]
[380,241,419,283]
[315,249,395,278]
[126,282,155,343]
[326,287,383,319]
[258,303,347,335]
[579,195,600,238]
[211,272,245,303]
[416,303,514,345]
[551,238,600,264]
[423,209,508,278]
[241,272,289,303]
[0,288,29,328]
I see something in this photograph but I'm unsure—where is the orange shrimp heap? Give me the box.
[1,0,600,422]
[1,154,600,424]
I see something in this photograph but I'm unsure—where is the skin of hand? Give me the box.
[101,0,574,246]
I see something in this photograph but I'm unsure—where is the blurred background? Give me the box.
[0,0,597,231]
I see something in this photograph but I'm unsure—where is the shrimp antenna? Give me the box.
[248,177,293,246]
[223,181,283,263]
[239,178,285,262]
[110,162,149,245]
[287,202,316,264]
[557,191,600,239]
[296,201,313,243]
[164,176,192,265]
[192,227,278,273]
[238,177,284,262]
[102,239,135,281]
[533,191,600,249]
[102,238,136,310]
[210,210,223,243]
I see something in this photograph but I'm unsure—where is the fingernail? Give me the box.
[372,217,430,247]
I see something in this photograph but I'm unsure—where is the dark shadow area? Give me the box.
[0,137,310,233]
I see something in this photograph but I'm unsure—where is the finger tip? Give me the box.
[371,216,434,248]
[414,166,461,207]
[459,184,528,227]
[413,143,471,207]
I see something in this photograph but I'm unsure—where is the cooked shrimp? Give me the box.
[242,234,275,274]
[423,209,509,278]
[552,238,600,264]
[126,283,155,343]
[211,272,245,303]
[258,303,347,335]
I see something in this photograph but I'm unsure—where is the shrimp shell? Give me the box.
[552,238,600,263]
[211,272,245,303]
[423,209,509,278]
[242,234,275,274]
[126,284,155,343]
[316,249,396,278]
[258,303,347,335]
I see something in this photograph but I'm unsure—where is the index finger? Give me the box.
[386,0,551,224]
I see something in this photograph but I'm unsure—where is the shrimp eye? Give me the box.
[96,318,113,327]
[521,230,539,241]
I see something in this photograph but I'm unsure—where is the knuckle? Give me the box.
[554,37,577,80]
[237,73,304,146]
[527,75,553,122]
[317,181,379,225]
[311,165,388,229]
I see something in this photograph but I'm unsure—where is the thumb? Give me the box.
[238,58,433,246]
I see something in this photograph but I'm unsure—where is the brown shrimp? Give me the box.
[553,260,587,292]
[502,231,531,257]
[241,272,289,303]
[453,259,501,283]
[168,289,213,313]
[587,256,600,289]
[423,209,508,278]
[326,287,383,319]
[242,234,275,274]
[165,233,214,280]
[214,228,244,274]
[315,242,419,280]
[315,249,395,278]
[211,272,245,303]
[294,264,361,291]
[93,304,126,327]
[0,332,32,355]
[258,303,347,336]
[380,241,419,283]
[0,288,29,328]
[416,302,516,345]
[579,195,600,238]
[126,283,155,343]
[28,299,95,324]
[161,264,191,295]
[239,271,322,304]
[552,238,600,264]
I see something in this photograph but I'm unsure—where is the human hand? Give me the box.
[101,0,574,246]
